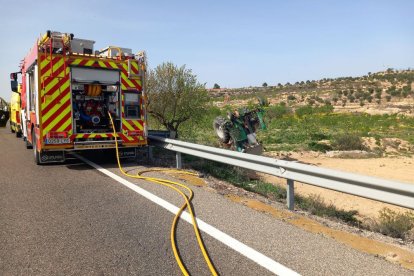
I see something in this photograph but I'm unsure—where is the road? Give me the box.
[0,125,412,275]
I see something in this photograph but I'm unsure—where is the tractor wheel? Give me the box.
[250,117,260,132]
[213,116,230,143]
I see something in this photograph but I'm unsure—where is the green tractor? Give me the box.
[213,99,267,155]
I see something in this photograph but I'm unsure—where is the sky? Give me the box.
[0,0,413,100]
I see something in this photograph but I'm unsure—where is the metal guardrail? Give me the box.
[148,135,414,210]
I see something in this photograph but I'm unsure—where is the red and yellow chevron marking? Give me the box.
[69,57,141,91]
[121,118,145,143]
[39,54,72,140]
[119,93,145,143]
[121,63,142,91]
[69,58,119,70]
[72,133,114,139]
[128,60,141,79]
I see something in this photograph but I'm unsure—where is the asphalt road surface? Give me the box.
[0,125,412,275]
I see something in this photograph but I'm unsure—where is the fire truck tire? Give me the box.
[10,124,15,133]
[32,133,42,165]
[25,135,32,149]
[16,129,22,138]
[213,116,230,143]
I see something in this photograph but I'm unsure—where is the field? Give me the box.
[149,69,414,241]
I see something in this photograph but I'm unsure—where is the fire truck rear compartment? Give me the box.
[72,85,120,134]
[71,67,121,135]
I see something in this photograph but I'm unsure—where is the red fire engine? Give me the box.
[10,30,147,164]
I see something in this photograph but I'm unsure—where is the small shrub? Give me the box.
[307,141,332,152]
[319,104,334,113]
[316,97,324,103]
[266,104,291,121]
[385,95,392,102]
[295,105,314,117]
[296,194,358,225]
[370,208,414,240]
[332,133,366,151]
[287,95,296,101]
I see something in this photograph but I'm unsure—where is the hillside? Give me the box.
[210,69,414,116]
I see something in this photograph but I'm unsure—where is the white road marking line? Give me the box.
[74,154,300,276]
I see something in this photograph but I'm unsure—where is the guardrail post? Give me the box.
[287,179,294,210]
[176,152,182,169]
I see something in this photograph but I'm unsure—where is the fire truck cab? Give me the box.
[11,31,148,164]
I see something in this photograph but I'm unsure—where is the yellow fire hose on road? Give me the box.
[108,113,218,276]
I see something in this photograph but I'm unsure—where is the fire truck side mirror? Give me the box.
[10,72,20,92]
[11,80,18,92]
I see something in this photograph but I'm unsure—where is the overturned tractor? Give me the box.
[213,102,266,155]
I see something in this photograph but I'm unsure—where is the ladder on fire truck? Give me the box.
[38,31,71,91]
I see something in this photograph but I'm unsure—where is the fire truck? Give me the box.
[10,30,148,164]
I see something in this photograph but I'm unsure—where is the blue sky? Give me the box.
[0,0,413,100]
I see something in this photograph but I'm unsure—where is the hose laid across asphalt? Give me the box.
[108,112,218,276]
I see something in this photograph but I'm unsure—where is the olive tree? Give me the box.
[146,62,209,137]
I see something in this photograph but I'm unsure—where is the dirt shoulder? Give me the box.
[264,152,414,218]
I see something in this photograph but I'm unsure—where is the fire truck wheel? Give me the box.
[16,130,22,138]
[32,133,42,165]
[25,138,32,149]
[10,124,15,133]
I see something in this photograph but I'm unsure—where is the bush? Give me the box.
[332,133,366,151]
[316,96,324,103]
[317,104,334,113]
[296,194,358,225]
[307,141,332,152]
[295,105,314,117]
[287,95,296,101]
[370,208,414,239]
[266,104,291,121]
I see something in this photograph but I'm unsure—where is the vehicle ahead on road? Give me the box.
[9,84,22,136]
[0,97,10,128]
[10,30,148,164]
